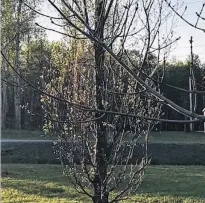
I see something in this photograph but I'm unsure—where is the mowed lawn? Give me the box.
[1,129,51,140]
[149,131,205,144]
[2,129,205,144]
[1,164,205,203]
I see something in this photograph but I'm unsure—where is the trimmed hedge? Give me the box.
[2,141,205,165]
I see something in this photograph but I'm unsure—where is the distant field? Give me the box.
[2,164,205,203]
[149,131,205,144]
[2,129,205,144]
[1,129,50,140]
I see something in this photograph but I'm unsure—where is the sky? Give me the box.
[167,0,205,62]
[36,0,205,63]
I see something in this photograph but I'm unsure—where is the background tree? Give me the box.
[1,0,43,129]
[159,56,205,131]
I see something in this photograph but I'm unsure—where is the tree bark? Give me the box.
[1,47,9,129]
[92,1,108,203]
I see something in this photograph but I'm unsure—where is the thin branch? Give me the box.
[124,50,205,94]
[35,23,86,39]
[150,37,181,53]
[104,0,115,26]
[48,0,205,121]
[195,3,205,26]
[82,0,90,26]
[196,12,205,21]
[1,78,30,88]
[164,0,205,33]
[38,112,106,124]
[24,3,64,19]
[2,49,201,123]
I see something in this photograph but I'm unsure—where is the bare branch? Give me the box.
[164,0,205,33]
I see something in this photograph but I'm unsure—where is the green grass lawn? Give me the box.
[2,129,205,144]
[1,129,50,140]
[2,164,205,203]
[149,131,205,144]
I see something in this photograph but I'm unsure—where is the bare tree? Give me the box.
[13,0,23,129]
[1,0,17,129]
[36,0,180,202]
[2,0,205,202]
[1,44,9,129]
[1,0,41,129]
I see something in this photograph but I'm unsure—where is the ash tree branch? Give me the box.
[164,0,205,33]
[124,50,205,94]
[46,0,205,121]
[24,2,65,19]
[35,23,86,39]
[2,49,200,123]
[195,3,205,26]
[196,12,205,21]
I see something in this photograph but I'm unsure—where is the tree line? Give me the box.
[2,36,205,131]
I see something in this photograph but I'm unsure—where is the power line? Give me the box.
[161,23,204,28]
[179,0,205,5]
[169,12,205,17]
[177,23,204,26]
[176,45,205,49]
[151,46,205,52]
[167,51,205,55]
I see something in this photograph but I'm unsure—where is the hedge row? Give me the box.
[2,141,205,165]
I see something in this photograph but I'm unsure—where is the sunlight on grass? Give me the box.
[2,164,205,203]
[2,187,79,203]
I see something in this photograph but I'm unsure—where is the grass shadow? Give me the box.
[2,164,205,202]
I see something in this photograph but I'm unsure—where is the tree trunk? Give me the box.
[1,81,8,129]
[13,0,22,129]
[29,91,34,130]
[92,1,108,202]
[1,52,9,129]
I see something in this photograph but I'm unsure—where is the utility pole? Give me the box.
[203,108,205,133]
[189,36,194,132]
[189,76,193,131]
